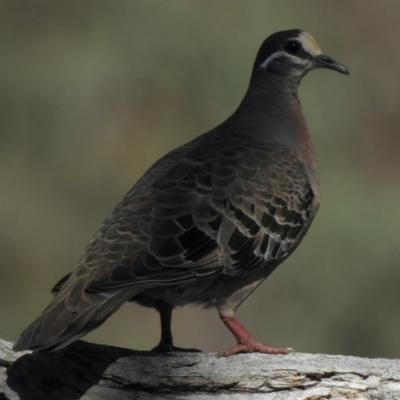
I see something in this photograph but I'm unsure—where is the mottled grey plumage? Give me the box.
[14,30,348,355]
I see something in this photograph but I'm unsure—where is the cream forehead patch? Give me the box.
[297,32,322,56]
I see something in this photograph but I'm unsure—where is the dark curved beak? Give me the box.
[315,54,349,75]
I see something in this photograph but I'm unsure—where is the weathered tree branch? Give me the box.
[1,338,400,399]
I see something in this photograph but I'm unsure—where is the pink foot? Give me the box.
[221,339,293,357]
[218,312,293,357]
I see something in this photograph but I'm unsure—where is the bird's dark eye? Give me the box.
[284,40,301,55]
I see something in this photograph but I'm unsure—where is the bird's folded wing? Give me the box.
[83,141,317,292]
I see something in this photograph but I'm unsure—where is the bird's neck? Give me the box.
[223,76,316,170]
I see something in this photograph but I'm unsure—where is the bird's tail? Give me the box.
[13,275,138,352]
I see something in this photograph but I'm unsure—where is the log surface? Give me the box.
[1,338,400,399]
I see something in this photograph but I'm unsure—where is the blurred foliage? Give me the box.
[1,1,400,359]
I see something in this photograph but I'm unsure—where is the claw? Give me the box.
[220,339,293,357]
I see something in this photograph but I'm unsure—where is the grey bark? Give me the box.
[1,338,400,400]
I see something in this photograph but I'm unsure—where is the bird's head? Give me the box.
[252,30,349,82]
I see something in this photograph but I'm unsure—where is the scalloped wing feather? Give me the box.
[85,140,318,291]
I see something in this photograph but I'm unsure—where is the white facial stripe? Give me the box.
[297,32,322,56]
[260,32,323,70]
[259,51,309,70]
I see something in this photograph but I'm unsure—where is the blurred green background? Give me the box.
[1,1,400,359]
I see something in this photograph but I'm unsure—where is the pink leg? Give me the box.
[219,312,293,357]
